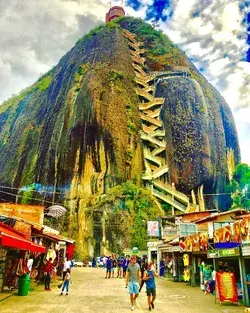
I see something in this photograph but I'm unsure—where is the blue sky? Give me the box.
[0,0,249,164]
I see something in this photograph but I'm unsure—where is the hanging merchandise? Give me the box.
[183,267,191,282]
[46,248,56,262]
[66,244,75,260]
[183,253,189,266]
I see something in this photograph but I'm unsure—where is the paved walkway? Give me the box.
[0,267,246,313]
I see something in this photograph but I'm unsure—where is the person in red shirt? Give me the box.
[44,258,53,291]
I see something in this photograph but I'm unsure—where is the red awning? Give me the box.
[1,232,31,250]
[30,242,46,253]
[0,222,46,253]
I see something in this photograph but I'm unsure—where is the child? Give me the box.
[60,268,71,295]
[143,262,158,311]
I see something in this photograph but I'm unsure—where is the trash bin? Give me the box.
[18,274,30,296]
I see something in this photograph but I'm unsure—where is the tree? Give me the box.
[94,181,162,253]
[229,163,250,210]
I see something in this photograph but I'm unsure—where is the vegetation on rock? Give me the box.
[227,164,250,210]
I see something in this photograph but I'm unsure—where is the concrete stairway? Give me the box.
[123,29,189,214]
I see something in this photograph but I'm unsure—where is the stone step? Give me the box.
[140,131,166,148]
[152,189,187,213]
[144,108,161,118]
[133,64,147,77]
[135,72,156,83]
[144,149,163,166]
[142,124,158,133]
[140,113,163,127]
[141,165,169,181]
[139,98,164,110]
[136,89,154,101]
[151,146,165,156]
[132,55,146,66]
[152,180,189,204]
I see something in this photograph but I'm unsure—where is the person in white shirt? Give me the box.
[62,258,71,280]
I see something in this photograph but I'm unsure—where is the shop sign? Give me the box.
[147,241,161,248]
[207,250,218,258]
[216,271,238,304]
[179,233,208,252]
[132,247,138,254]
[217,247,240,258]
[241,245,250,256]
[147,221,160,237]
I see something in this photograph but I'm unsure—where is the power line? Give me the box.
[0,184,249,197]
[0,184,66,195]
[0,190,61,206]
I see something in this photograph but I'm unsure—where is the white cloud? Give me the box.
[0,0,249,165]
[0,0,105,103]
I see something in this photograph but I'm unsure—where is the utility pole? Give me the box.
[108,1,112,9]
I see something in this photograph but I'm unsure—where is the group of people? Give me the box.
[102,255,159,311]
[103,255,130,279]
[44,257,72,295]
[126,255,158,311]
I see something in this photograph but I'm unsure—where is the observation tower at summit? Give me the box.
[105,2,125,23]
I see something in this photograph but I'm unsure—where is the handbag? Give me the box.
[58,283,63,288]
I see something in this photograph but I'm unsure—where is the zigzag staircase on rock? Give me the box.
[123,29,189,214]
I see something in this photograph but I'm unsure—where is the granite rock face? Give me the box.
[0,17,240,256]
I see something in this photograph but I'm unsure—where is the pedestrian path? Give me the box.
[0,268,245,313]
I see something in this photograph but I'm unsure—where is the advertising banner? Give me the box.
[216,271,238,304]
[179,233,208,252]
[240,217,250,242]
[147,221,159,237]
[213,218,250,244]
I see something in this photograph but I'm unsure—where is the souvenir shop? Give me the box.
[0,221,46,292]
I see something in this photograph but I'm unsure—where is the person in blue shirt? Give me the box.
[143,262,158,311]
[105,256,112,279]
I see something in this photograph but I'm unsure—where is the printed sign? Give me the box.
[213,218,250,244]
[217,247,240,258]
[216,271,238,304]
[147,221,160,237]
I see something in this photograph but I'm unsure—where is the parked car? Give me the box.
[96,257,104,267]
[74,260,84,267]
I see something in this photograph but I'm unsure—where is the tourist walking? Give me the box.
[117,258,122,278]
[44,257,53,291]
[143,262,158,311]
[159,259,165,277]
[60,268,71,295]
[123,256,130,278]
[62,258,71,280]
[105,256,112,279]
[126,255,140,311]
[111,257,117,278]
[139,260,147,292]
[203,264,212,294]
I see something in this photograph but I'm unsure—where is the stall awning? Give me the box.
[0,222,46,253]
[30,242,46,253]
[1,232,31,250]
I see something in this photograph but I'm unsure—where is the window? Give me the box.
[179,223,197,237]
[213,222,233,231]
